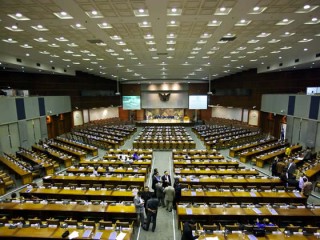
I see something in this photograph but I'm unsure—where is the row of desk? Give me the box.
[0,226,132,240]
[56,136,98,156]
[42,175,145,187]
[180,189,307,204]
[32,144,73,167]
[0,201,136,220]
[177,176,283,187]
[177,205,320,227]
[174,168,259,176]
[0,156,32,185]
[20,187,139,201]
[229,138,278,157]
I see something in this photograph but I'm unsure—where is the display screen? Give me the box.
[189,95,208,109]
[122,96,141,110]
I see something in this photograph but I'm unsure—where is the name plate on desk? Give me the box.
[191,191,196,196]
[294,192,302,197]
[252,208,262,214]
[250,192,257,197]
[186,208,193,215]
[268,208,278,215]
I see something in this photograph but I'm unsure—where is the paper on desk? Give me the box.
[250,192,257,197]
[116,232,127,240]
[205,237,219,240]
[186,208,193,215]
[248,234,258,240]
[68,231,79,239]
[93,231,103,239]
[82,229,92,238]
[294,192,302,197]
[252,208,262,214]
[268,208,278,215]
[108,231,117,240]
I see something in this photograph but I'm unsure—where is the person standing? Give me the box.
[141,186,152,216]
[161,170,172,188]
[164,184,175,212]
[302,177,312,199]
[181,220,199,240]
[133,191,145,226]
[286,158,296,179]
[143,193,159,232]
[152,172,161,191]
[155,182,165,207]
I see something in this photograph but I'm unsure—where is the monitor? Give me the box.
[122,96,141,110]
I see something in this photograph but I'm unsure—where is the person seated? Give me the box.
[255,218,274,228]
[124,157,133,164]
[132,152,141,160]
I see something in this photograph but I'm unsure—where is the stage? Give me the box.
[135,119,194,126]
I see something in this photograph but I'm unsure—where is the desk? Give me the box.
[49,142,86,161]
[42,175,145,187]
[173,160,239,168]
[229,138,277,157]
[305,164,320,181]
[0,227,132,239]
[0,201,136,221]
[56,136,98,156]
[175,169,259,176]
[0,156,32,185]
[180,190,307,204]
[177,205,319,227]
[178,176,282,187]
[32,145,73,167]
[66,167,148,175]
[255,145,302,168]
[20,187,138,201]
[196,232,318,240]
[16,151,54,176]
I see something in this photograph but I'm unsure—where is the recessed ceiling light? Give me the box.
[249,6,267,14]
[39,51,50,54]
[134,9,149,17]
[280,32,295,37]
[268,39,281,43]
[67,43,79,47]
[207,20,222,26]
[197,40,207,44]
[237,46,246,51]
[110,35,122,40]
[271,50,281,54]
[53,11,73,19]
[8,13,30,20]
[146,40,156,45]
[71,23,86,29]
[97,22,112,29]
[295,5,318,13]
[31,25,48,31]
[257,32,270,37]
[298,38,313,42]
[144,34,154,39]
[276,19,294,25]
[201,33,212,38]
[235,19,251,26]
[305,17,320,24]
[85,10,103,18]
[2,38,18,43]
[215,7,232,15]
[247,39,260,43]
[280,46,292,50]
[167,8,182,16]
[55,37,68,42]
[167,40,176,44]
[138,21,151,27]
[48,43,60,47]
[304,48,308,51]
[34,37,48,42]
[25,53,30,56]
[5,25,24,32]
[167,20,179,26]
[50,54,59,58]
[20,44,33,48]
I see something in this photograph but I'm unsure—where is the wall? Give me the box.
[0,96,72,154]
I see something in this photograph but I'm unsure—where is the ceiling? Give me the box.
[0,0,319,84]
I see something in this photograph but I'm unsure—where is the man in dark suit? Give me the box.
[181,220,199,240]
[286,159,296,179]
[161,170,171,188]
[143,193,159,232]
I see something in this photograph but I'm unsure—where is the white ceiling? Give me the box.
[0,0,319,84]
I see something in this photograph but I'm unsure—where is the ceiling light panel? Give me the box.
[214,7,232,15]
[5,25,23,32]
[138,21,151,27]
[235,19,251,26]
[8,13,30,20]
[248,6,267,14]
[98,22,112,29]
[295,5,319,13]
[207,20,222,26]
[167,8,182,16]
[276,19,294,25]
[53,11,73,19]
[85,10,103,18]
[31,25,48,31]
[133,9,149,17]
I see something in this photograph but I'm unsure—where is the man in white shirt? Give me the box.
[133,191,145,226]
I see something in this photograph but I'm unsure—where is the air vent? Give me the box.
[36,63,40,67]
[316,53,320,58]
[295,59,299,63]
[16,58,22,63]
[267,66,270,70]
[219,36,236,42]
[51,66,55,70]
[279,63,283,67]
[87,39,104,44]
[157,52,168,56]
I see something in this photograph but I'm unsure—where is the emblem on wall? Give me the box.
[159,93,170,102]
